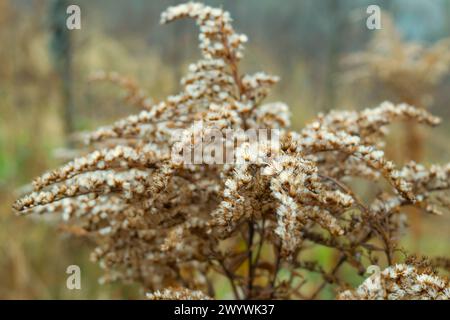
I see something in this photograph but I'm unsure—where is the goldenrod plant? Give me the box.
[14,3,450,300]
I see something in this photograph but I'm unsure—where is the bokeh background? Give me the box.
[0,0,449,299]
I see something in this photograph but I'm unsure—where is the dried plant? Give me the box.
[88,70,154,110]
[344,11,450,249]
[345,12,450,108]
[14,3,450,300]
[338,263,449,300]
[147,287,212,300]
[344,12,450,161]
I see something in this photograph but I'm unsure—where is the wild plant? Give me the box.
[14,3,450,300]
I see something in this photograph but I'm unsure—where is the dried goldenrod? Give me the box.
[89,70,154,110]
[338,264,449,300]
[147,287,212,300]
[14,2,450,300]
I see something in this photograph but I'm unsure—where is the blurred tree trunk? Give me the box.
[323,0,344,112]
[49,0,75,146]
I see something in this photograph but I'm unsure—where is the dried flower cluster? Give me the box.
[345,12,450,108]
[14,3,450,300]
[338,263,449,300]
[147,287,212,300]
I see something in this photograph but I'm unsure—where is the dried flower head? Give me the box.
[338,264,450,300]
[147,287,212,300]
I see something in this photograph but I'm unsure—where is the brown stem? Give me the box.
[246,221,255,299]
[269,243,281,299]
[217,258,241,300]
[309,254,346,299]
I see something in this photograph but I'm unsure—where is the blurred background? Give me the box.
[0,0,449,299]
